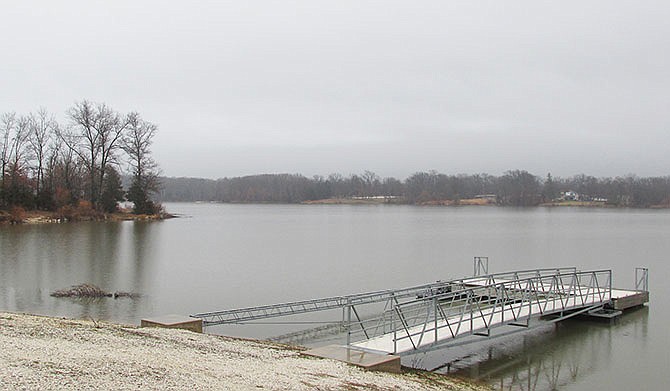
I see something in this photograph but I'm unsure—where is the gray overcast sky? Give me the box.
[2,1,669,179]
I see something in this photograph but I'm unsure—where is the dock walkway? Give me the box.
[351,274,646,354]
[192,261,649,370]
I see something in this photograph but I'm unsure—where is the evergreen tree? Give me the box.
[126,177,156,214]
[100,166,125,213]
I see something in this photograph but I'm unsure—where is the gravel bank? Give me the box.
[0,313,489,390]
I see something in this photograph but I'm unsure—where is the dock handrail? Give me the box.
[635,267,649,292]
[191,267,577,326]
[348,269,614,354]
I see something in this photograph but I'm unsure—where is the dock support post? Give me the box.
[635,267,649,292]
[434,296,438,343]
[473,256,489,276]
[392,293,397,354]
[346,298,352,347]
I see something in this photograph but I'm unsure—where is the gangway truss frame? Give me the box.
[191,267,576,326]
[191,263,648,356]
[350,269,617,355]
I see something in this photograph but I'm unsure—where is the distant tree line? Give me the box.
[158,170,670,208]
[0,101,160,219]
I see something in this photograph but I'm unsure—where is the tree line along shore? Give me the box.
[157,171,670,208]
[5,170,669,224]
[1,102,162,223]
[4,102,670,223]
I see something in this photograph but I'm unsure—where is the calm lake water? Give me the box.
[1,203,667,390]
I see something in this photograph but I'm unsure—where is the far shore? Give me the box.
[301,197,495,206]
[3,198,669,226]
[302,198,670,208]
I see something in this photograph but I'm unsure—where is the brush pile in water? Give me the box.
[51,284,139,299]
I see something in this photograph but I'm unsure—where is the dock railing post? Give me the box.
[434,295,438,343]
[635,267,649,292]
[608,270,612,301]
[346,298,352,347]
[392,294,397,354]
[474,256,489,276]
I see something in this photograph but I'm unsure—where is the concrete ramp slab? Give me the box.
[302,345,401,373]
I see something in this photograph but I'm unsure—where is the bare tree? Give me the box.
[28,108,57,207]
[52,138,84,207]
[3,116,32,206]
[0,113,16,206]
[122,112,160,214]
[9,116,30,177]
[43,136,62,205]
[497,170,541,206]
[361,170,381,196]
[59,101,128,209]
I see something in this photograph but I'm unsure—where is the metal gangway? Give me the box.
[191,259,649,356]
[192,257,519,327]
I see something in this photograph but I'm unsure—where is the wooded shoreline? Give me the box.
[3,198,668,226]
[158,171,670,208]
[302,197,656,208]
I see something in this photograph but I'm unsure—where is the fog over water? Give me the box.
[2,1,670,178]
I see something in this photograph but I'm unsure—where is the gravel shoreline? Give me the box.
[0,312,490,390]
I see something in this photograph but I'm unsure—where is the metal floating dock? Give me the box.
[191,259,649,371]
[351,275,647,355]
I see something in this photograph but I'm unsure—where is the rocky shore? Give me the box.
[0,312,489,390]
[0,209,172,225]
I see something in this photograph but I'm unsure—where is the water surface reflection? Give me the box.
[0,221,157,323]
[420,307,649,390]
